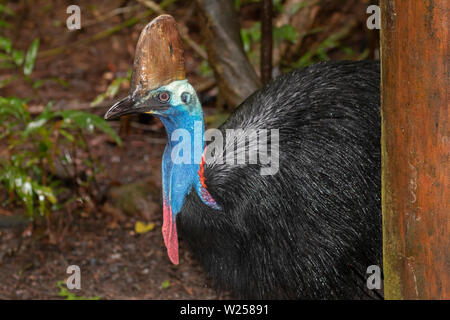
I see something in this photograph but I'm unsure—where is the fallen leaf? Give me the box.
[161,280,170,289]
[135,221,155,234]
[22,225,33,237]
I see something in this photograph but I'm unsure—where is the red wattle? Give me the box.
[162,199,179,265]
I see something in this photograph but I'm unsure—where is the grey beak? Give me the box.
[104,96,136,120]
[104,94,171,120]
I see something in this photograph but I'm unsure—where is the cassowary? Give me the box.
[105,15,382,299]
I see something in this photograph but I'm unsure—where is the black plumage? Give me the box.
[177,60,382,299]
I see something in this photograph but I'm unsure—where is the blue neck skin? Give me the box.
[156,103,219,217]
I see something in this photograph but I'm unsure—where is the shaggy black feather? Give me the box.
[177,61,382,299]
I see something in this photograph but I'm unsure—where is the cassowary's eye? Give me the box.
[181,92,191,104]
[158,92,170,102]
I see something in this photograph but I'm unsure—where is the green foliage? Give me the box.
[0,4,66,90]
[287,0,314,15]
[291,27,366,68]
[0,32,66,89]
[272,0,285,13]
[56,281,101,300]
[199,60,213,78]
[234,0,258,11]
[293,34,340,67]
[0,1,121,221]
[273,24,299,43]
[91,69,132,107]
[0,3,13,29]
[236,1,367,73]
[0,34,40,85]
[161,280,171,289]
[241,22,261,53]
[1,164,57,217]
[0,3,14,16]
[23,38,39,76]
[241,22,299,54]
[0,97,122,219]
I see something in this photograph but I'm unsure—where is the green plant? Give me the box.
[241,22,261,53]
[0,1,121,220]
[56,281,101,300]
[0,32,39,85]
[0,32,67,89]
[0,1,39,87]
[292,33,340,68]
[241,22,298,53]
[161,280,170,289]
[199,60,213,78]
[0,97,122,219]
[273,24,299,44]
[91,69,132,106]
[0,2,14,26]
[290,21,363,69]
[0,3,67,90]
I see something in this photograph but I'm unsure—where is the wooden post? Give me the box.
[380,0,449,299]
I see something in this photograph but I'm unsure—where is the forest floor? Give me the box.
[0,126,230,300]
[0,126,229,300]
[0,0,227,300]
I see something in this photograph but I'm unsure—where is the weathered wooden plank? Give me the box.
[381,0,449,299]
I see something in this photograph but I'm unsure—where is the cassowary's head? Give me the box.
[104,15,202,126]
[104,15,212,265]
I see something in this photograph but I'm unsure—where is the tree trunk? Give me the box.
[195,0,262,109]
[261,0,273,84]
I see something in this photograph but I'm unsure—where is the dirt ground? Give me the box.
[0,130,233,300]
[0,128,233,300]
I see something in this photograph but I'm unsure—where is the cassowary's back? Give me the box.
[177,61,381,299]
